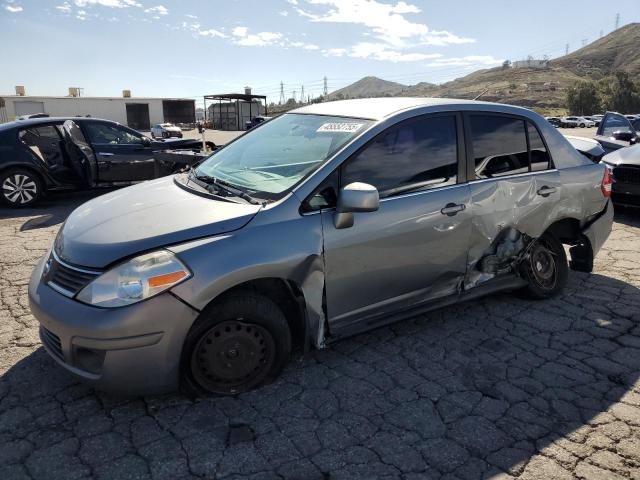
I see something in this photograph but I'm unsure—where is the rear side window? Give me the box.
[470,115,529,179]
[342,115,458,198]
[528,123,552,171]
[84,123,143,145]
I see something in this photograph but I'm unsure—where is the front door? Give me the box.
[320,113,471,331]
[81,121,156,182]
[61,120,98,187]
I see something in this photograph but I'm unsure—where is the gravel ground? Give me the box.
[1,193,640,480]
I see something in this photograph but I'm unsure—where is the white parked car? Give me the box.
[151,123,183,139]
[562,116,594,128]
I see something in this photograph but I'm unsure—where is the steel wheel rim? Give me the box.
[529,241,557,290]
[2,174,37,204]
[191,319,276,394]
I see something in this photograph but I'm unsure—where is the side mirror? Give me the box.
[334,182,379,229]
[141,136,152,147]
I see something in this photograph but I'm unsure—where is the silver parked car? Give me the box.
[29,98,614,396]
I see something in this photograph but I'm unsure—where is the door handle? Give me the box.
[537,186,557,197]
[440,203,465,216]
[98,152,114,156]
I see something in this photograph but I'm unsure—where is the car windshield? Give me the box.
[195,113,372,200]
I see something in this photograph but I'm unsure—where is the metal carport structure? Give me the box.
[203,93,267,131]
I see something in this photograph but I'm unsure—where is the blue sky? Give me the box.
[1,0,639,106]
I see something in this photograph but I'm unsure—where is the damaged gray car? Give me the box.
[29,98,614,396]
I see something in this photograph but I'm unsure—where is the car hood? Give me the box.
[54,176,261,269]
[603,143,640,166]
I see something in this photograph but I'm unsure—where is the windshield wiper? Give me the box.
[188,169,260,205]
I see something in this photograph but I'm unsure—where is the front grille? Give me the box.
[44,253,101,297]
[614,165,640,184]
[40,326,64,361]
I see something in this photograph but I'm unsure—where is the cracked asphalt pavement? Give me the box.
[1,192,640,479]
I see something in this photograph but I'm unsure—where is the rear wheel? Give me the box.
[0,168,42,207]
[181,293,291,396]
[162,131,169,139]
[519,232,568,299]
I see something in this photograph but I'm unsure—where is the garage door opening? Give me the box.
[162,100,195,126]
[14,101,46,118]
[125,103,150,130]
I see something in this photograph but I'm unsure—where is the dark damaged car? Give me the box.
[0,117,211,207]
[29,98,614,396]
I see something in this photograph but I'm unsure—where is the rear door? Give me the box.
[62,120,98,187]
[81,121,156,182]
[595,112,638,152]
[464,113,561,281]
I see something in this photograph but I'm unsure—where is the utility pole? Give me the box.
[279,81,285,105]
[565,44,569,56]
[323,76,328,97]
[615,13,620,30]
[300,85,305,105]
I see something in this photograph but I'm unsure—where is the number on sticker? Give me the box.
[317,123,364,133]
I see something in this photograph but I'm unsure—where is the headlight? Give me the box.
[76,250,191,308]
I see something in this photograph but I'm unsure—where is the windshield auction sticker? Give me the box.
[317,122,364,133]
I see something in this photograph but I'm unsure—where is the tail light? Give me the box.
[601,165,613,197]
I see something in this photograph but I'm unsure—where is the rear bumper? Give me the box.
[29,254,199,395]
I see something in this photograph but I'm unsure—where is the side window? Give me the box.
[601,114,633,136]
[84,123,143,145]
[302,170,339,212]
[470,115,528,179]
[19,125,64,165]
[527,123,552,171]
[341,115,458,198]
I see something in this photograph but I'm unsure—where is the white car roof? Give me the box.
[291,97,517,121]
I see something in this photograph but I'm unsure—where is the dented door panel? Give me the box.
[322,184,472,329]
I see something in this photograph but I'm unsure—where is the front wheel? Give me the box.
[580,123,586,128]
[181,293,291,396]
[1,168,42,207]
[518,232,568,299]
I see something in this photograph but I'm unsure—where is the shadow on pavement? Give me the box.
[1,269,639,478]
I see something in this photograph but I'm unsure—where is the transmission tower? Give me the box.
[581,38,588,47]
[323,76,328,96]
[300,85,305,104]
[615,13,620,30]
[565,43,569,56]
[279,81,285,105]
[600,30,604,38]
[292,90,297,102]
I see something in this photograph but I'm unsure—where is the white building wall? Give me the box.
[3,97,177,127]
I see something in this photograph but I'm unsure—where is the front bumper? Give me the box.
[28,255,199,395]
[612,181,640,207]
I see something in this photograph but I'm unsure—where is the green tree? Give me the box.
[598,72,640,113]
[566,81,599,115]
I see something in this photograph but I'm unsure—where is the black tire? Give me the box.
[0,168,42,208]
[181,293,291,396]
[580,123,586,128]
[162,131,169,139]
[151,131,156,139]
[519,232,568,300]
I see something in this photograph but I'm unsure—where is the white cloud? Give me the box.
[73,0,141,8]
[145,5,168,15]
[231,26,283,46]
[4,1,23,12]
[303,44,319,50]
[347,42,443,62]
[427,55,503,67]
[56,2,72,12]
[76,9,87,19]
[198,28,226,38]
[184,13,197,19]
[323,48,348,57]
[279,10,289,16]
[295,0,472,48]
[286,0,298,4]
